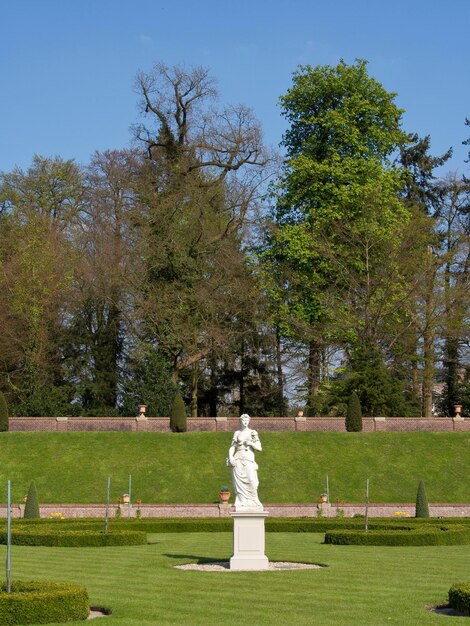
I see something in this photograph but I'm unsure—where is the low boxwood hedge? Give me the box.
[0,580,89,624]
[448,582,470,615]
[2,516,469,537]
[0,529,146,547]
[324,525,470,546]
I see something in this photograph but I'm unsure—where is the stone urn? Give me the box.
[219,488,231,503]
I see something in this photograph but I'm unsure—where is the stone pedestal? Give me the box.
[230,509,269,570]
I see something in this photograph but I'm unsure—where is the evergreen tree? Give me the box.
[345,391,363,432]
[415,479,430,518]
[0,391,8,432]
[24,481,40,519]
[170,391,187,432]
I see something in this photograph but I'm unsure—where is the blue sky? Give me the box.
[1,0,469,176]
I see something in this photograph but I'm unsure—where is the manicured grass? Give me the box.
[1,532,468,625]
[1,431,469,504]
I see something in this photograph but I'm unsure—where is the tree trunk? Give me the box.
[191,362,198,417]
[307,339,321,416]
[275,326,285,416]
[421,246,435,418]
[239,339,246,415]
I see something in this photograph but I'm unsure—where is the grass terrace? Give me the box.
[1,431,469,504]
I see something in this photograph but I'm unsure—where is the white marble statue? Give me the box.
[228,414,263,510]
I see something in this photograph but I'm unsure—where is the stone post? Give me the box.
[56,417,68,432]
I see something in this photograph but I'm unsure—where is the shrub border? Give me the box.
[448,582,470,616]
[0,580,89,625]
[0,529,147,547]
[324,525,470,546]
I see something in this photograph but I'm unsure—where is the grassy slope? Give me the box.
[1,431,469,504]
[2,534,469,625]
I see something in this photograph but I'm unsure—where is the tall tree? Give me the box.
[132,63,270,406]
[435,174,469,415]
[267,59,410,413]
[0,156,84,414]
[67,150,139,414]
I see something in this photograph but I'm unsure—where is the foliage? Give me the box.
[169,392,187,432]
[324,525,470,546]
[0,391,8,431]
[415,479,430,518]
[266,58,415,411]
[133,63,270,388]
[329,342,420,417]
[448,582,470,616]
[121,345,176,416]
[23,481,40,519]
[10,385,77,418]
[345,391,362,431]
[0,580,89,625]
[0,529,146,547]
[0,157,83,414]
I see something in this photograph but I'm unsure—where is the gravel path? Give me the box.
[175,561,322,572]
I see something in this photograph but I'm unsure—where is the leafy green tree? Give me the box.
[0,156,84,415]
[24,481,40,519]
[345,391,362,432]
[267,59,411,411]
[0,391,8,431]
[170,391,187,432]
[415,479,430,518]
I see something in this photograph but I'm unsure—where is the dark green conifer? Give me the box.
[170,392,187,432]
[0,391,8,432]
[415,479,430,518]
[346,391,363,432]
[24,481,40,519]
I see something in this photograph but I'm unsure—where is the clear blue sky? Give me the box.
[2,0,469,176]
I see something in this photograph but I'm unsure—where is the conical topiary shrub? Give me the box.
[415,479,430,518]
[24,481,40,519]
[346,391,363,432]
[0,391,8,432]
[170,392,187,433]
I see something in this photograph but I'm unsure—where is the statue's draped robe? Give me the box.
[230,429,262,509]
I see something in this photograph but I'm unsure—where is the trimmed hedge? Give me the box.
[0,529,147,547]
[415,479,430,518]
[324,525,470,546]
[448,582,470,616]
[2,516,469,536]
[0,580,89,624]
[23,482,40,519]
[170,392,187,432]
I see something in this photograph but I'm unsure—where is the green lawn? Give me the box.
[2,532,469,625]
[1,431,469,504]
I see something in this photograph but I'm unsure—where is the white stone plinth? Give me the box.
[230,509,269,570]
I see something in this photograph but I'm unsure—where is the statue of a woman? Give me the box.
[228,414,263,510]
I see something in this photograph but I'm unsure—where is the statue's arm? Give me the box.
[249,430,262,452]
[228,432,239,466]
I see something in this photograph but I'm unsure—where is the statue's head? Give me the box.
[240,413,251,427]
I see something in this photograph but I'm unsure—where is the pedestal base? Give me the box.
[230,509,269,571]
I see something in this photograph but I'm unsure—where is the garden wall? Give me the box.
[8,416,469,432]
[2,502,470,519]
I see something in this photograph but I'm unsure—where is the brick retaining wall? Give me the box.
[2,502,469,519]
[8,416,469,432]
